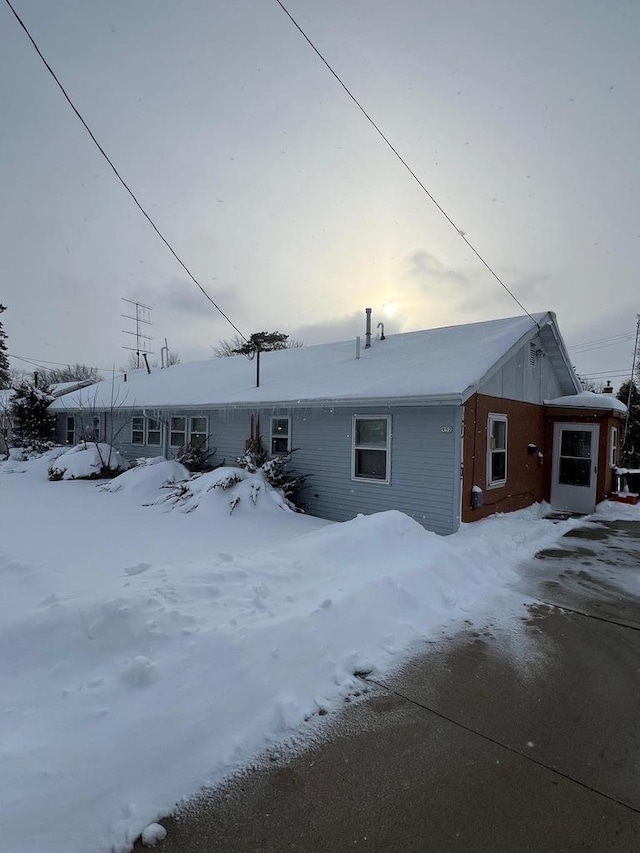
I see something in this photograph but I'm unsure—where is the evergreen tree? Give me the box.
[212,331,302,357]
[617,379,640,467]
[0,304,10,389]
[8,381,55,451]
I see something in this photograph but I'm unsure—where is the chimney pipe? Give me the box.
[365,308,372,349]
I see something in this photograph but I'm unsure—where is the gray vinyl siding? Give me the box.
[57,403,462,535]
[290,404,461,535]
[479,335,564,404]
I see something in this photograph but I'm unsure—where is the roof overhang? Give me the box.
[50,393,465,413]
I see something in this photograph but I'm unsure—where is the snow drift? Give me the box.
[0,451,615,853]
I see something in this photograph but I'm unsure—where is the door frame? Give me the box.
[550,422,599,514]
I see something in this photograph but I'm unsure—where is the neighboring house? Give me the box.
[48,312,625,534]
[0,380,97,455]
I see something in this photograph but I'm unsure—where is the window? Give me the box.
[146,417,162,446]
[189,416,208,449]
[487,415,507,487]
[170,416,186,447]
[84,416,101,442]
[270,416,291,455]
[132,415,163,446]
[610,426,618,468]
[131,416,144,445]
[352,415,391,482]
[66,415,76,445]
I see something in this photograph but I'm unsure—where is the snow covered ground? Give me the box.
[1,451,636,853]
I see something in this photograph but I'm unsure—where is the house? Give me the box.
[48,311,625,534]
[0,380,98,455]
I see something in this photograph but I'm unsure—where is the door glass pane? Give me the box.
[559,457,591,487]
[560,430,591,459]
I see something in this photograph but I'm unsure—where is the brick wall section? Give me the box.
[462,394,546,522]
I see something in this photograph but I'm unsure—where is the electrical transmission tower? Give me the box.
[121,298,154,370]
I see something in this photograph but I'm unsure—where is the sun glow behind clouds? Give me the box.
[382,301,399,318]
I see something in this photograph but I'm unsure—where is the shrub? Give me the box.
[236,438,307,509]
[174,443,219,473]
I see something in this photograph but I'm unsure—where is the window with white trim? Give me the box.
[66,415,76,445]
[131,416,144,445]
[189,416,208,449]
[352,415,391,482]
[146,417,162,446]
[84,416,101,442]
[270,416,291,455]
[610,426,618,468]
[170,416,186,447]
[487,415,508,487]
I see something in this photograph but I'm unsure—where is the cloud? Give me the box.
[404,249,470,291]
[130,278,244,321]
[289,311,367,346]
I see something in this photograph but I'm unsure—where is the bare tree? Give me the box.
[580,379,605,393]
[41,363,100,384]
[121,349,180,372]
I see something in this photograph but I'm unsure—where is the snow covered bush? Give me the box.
[236,439,307,508]
[8,381,55,453]
[174,442,218,473]
[161,465,297,515]
[48,442,128,481]
[100,458,190,499]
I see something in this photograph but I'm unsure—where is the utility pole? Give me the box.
[622,314,640,448]
[121,298,154,369]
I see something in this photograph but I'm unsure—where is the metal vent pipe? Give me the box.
[365,307,372,348]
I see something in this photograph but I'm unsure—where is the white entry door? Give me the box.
[550,423,599,514]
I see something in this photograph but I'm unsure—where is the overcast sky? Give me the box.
[1,0,638,386]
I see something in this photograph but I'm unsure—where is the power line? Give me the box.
[274,0,538,326]
[568,335,634,354]
[579,370,632,379]
[4,0,247,344]
[8,352,118,374]
[568,332,633,349]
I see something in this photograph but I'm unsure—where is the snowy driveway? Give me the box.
[144,517,640,853]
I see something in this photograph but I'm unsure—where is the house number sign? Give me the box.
[440,426,453,433]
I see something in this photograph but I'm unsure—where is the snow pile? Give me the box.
[48,442,128,480]
[101,458,190,499]
[0,455,598,853]
[160,465,296,514]
[544,390,627,413]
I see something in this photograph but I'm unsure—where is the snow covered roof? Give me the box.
[545,391,627,413]
[50,312,574,411]
[49,380,96,398]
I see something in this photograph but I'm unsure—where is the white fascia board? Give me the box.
[50,394,464,412]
